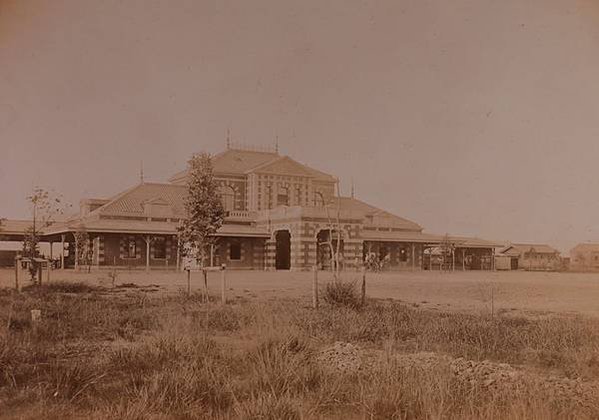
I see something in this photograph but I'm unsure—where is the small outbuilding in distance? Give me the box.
[497,243,561,271]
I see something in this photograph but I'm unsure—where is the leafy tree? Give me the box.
[178,153,226,268]
[73,225,92,272]
[23,187,68,280]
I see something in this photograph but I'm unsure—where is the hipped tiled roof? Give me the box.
[169,149,336,183]
[337,197,423,231]
[93,183,187,218]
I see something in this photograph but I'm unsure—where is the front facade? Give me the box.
[570,243,599,272]
[499,243,561,271]
[37,147,500,271]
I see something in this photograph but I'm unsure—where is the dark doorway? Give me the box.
[275,230,291,270]
[511,257,519,270]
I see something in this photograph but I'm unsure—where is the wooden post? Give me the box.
[462,249,466,271]
[38,263,42,285]
[46,261,50,284]
[203,269,208,303]
[411,243,415,271]
[312,265,319,309]
[74,238,79,271]
[49,241,53,261]
[361,266,366,306]
[145,235,151,273]
[452,249,455,272]
[211,244,215,267]
[176,235,181,272]
[15,257,20,292]
[61,234,65,270]
[221,264,226,304]
[187,268,191,296]
[429,248,432,271]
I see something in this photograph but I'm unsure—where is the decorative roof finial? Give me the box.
[351,177,355,198]
[226,128,231,150]
[275,135,279,154]
[140,160,144,184]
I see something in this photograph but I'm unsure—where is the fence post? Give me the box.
[312,265,319,309]
[46,262,50,284]
[361,266,366,306]
[203,269,208,303]
[186,268,191,297]
[15,257,20,292]
[221,264,226,305]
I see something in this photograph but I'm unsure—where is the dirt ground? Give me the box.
[2,268,599,318]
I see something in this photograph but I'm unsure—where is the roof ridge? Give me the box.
[242,153,284,173]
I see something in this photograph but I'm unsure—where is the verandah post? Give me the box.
[145,235,151,273]
[61,234,65,270]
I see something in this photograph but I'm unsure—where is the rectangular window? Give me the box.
[127,239,137,258]
[230,243,241,260]
[277,193,289,206]
[154,237,167,259]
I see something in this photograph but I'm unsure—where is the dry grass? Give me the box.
[1,283,599,419]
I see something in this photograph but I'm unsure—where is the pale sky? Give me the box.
[1,0,599,253]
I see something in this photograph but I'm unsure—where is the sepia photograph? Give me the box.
[1,0,599,418]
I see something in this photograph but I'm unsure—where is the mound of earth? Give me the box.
[316,342,599,411]
[316,341,362,374]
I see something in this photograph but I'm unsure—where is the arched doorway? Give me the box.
[275,230,291,270]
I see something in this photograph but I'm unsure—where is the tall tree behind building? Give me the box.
[178,153,226,268]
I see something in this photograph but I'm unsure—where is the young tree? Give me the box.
[439,234,455,272]
[73,225,92,272]
[23,187,68,280]
[178,153,226,269]
[322,181,343,280]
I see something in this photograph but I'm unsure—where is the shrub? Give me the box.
[323,281,361,309]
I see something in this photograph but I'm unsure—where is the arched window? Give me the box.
[277,186,289,206]
[295,186,302,205]
[314,192,325,207]
[218,185,235,212]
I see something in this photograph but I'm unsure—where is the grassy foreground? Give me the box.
[1,282,599,419]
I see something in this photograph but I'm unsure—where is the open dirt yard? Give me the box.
[2,268,599,318]
[3,270,599,418]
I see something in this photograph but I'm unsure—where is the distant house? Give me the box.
[570,243,599,272]
[499,243,561,271]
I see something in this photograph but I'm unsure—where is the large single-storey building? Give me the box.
[4,146,502,271]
